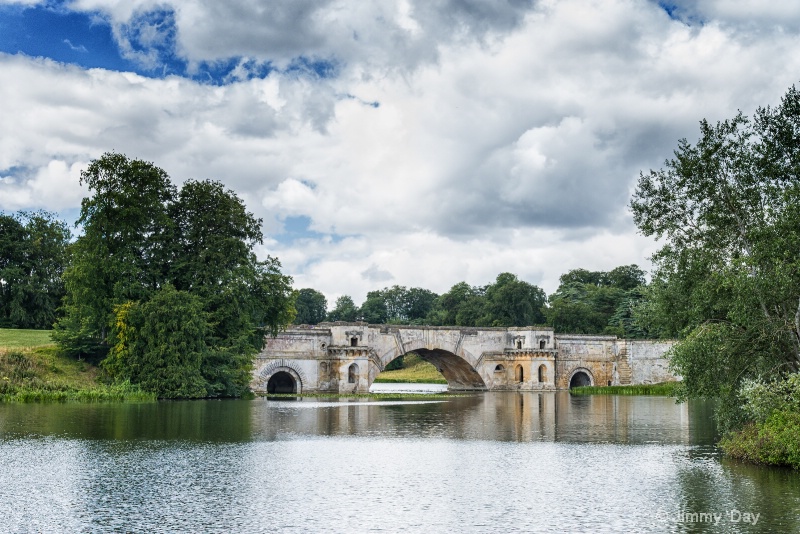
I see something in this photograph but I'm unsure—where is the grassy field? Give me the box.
[0,329,154,402]
[570,382,678,396]
[373,353,448,384]
[0,328,54,348]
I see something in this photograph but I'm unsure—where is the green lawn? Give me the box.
[0,328,54,348]
[373,353,448,384]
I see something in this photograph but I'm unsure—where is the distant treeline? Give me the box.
[294,264,656,339]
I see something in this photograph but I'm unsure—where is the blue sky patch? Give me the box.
[0,3,332,85]
[0,4,140,72]
[275,215,326,245]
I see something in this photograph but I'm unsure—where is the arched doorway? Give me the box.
[569,370,592,388]
[267,371,297,393]
[537,364,546,383]
[515,364,524,383]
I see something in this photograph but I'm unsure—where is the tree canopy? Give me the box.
[53,152,295,397]
[544,265,647,337]
[326,295,359,322]
[631,85,800,428]
[0,211,70,329]
[294,288,328,325]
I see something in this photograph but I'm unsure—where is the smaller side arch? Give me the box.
[255,360,307,393]
[568,367,594,389]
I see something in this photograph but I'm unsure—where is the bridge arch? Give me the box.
[255,360,307,394]
[568,367,594,389]
[376,338,487,391]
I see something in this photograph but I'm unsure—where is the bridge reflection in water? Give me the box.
[250,391,709,445]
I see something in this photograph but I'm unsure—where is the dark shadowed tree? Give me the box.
[426,282,484,326]
[0,211,70,329]
[545,266,647,336]
[293,288,328,325]
[483,273,546,327]
[359,290,388,323]
[327,295,359,322]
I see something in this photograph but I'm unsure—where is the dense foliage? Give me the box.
[322,273,549,327]
[0,211,70,329]
[326,295,359,322]
[718,373,800,468]
[312,268,654,332]
[545,265,649,337]
[632,85,800,430]
[293,288,328,325]
[52,152,295,397]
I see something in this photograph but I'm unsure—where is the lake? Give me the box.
[1,388,798,533]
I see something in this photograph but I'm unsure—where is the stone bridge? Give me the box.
[251,323,677,394]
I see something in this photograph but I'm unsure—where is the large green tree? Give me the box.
[359,290,389,323]
[293,288,328,325]
[426,275,546,327]
[0,211,70,329]
[483,273,546,327]
[631,85,800,428]
[106,285,209,398]
[426,282,485,326]
[54,153,175,357]
[54,152,295,397]
[327,295,359,322]
[544,265,647,336]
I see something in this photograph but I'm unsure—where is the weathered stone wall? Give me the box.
[251,323,678,393]
[554,335,617,389]
[628,340,679,384]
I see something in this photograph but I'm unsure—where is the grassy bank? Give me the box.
[373,353,448,384]
[570,382,678,396]
[0,328,155,402]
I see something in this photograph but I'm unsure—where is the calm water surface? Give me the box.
[1,389,798,533]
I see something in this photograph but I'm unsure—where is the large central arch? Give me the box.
[406,348,487,390]
[375,336,487,391]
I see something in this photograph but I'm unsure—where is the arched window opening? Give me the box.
[494,364,505,372]
[538,364,545,383]
[348,363,359,384]
[320,362,328,376]
[516,365,524,383]
[539,339,546,349]
[350,337,358,347]
[516,340,522,349]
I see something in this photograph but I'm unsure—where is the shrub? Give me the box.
[720,410,800,469]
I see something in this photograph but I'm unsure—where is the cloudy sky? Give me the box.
[1,0,799,306]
